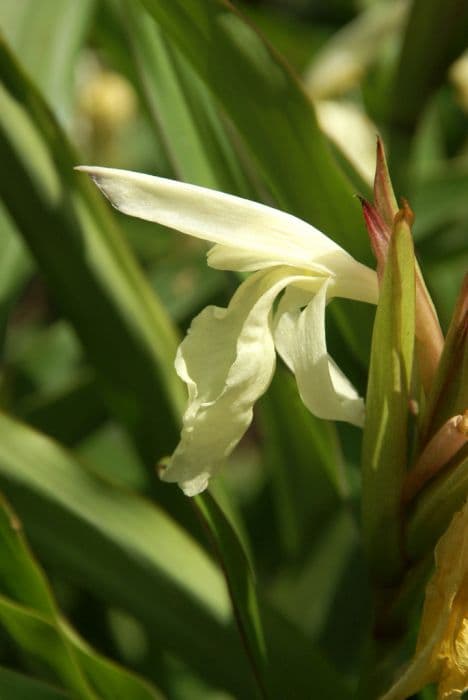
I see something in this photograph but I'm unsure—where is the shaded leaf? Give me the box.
[138,0,368,256]
[120,0,253,195]
[0,666,70,700]
[0,495,164,699]
[0,36,184,466]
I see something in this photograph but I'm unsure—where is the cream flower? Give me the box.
[77,167,378,495]
[381,500,468,700]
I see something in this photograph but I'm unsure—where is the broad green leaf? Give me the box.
[0,666,70,699]
[137,0,369,257]
[196,492,268,699]
[1,0,95,118]
[0,37,184,466]
[0,412,349,698]
[119,0,253,196]
[0,495,164,699]
[361,220,415,583]
[0,411,259,697]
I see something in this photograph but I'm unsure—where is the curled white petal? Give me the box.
[274,280,365,427]
[161,267,311,495]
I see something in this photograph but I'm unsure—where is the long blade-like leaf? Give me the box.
[119,0,253,196]
[0,411,258,697]
[0,36,184,466]
[137,0,368,256]
[0,494,164,699]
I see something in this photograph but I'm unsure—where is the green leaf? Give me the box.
[0,36,184,465]
[0,495,164,699]
[0,411,349,698]
[1,0,95,117]
[361,217,416,583]
[0,666,70,700]
[0,411,258,697]
[137,0,368,257]
[119,0,253,196]
[196,492,268,699]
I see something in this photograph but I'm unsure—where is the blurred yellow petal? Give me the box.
[381,501,468,700]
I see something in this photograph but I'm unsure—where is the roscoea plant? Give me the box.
[78,137,467,699]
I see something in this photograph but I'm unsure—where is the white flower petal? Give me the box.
[161,267,311,495]
[207,247,378,306]
[76,166,365,276]
[274,280,365,426]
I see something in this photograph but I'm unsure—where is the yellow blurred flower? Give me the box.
[381,500,468,700]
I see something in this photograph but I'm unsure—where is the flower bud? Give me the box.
[361,138,444,394]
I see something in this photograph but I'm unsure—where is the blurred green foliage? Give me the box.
[0,0,466,698]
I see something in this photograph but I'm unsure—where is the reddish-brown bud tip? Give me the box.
[359,197,391,278]
[394,198,415,228]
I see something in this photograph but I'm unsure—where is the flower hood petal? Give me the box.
[76,166,372,281]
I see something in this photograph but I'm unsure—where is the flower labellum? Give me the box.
[76,166,378,495]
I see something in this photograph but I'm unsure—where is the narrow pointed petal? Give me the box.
[274,281,365,427]
[161,267,311,495]
[76,166,363,275]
